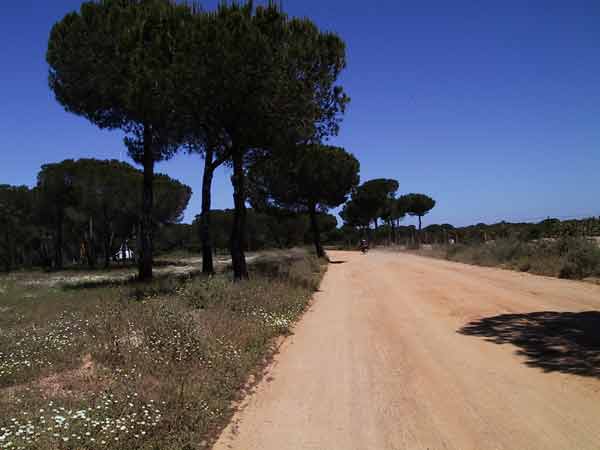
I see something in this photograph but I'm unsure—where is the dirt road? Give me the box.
[214,251,600,450]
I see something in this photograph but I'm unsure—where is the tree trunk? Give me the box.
[309,203,326,259]
[4,227,11,273]
[55,210,64,270]
[87,216,97,269]
[103,237,111,269]
[230,150,248,281]
[138,127,154,281]
[417,215,422,247]
[103,227,113,269]
[200,148,215,275]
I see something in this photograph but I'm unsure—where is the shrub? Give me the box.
[250,249,323,290]
[517,258,532,272]
[440,237,600,280]
[558,239,600,279]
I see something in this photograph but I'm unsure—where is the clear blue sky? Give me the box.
[1,1,599,227]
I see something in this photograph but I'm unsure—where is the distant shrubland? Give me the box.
[416,236,600,280]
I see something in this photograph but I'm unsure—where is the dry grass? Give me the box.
[412,237,600,280]
[0,249,325,449]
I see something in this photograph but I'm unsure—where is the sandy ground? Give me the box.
[16,255,258,288]
[214,250,600,450]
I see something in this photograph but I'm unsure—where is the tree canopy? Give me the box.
[46,0,350,279]
[248,144,359,257]
[47,0,194,279]
[0,185,35,272]
[403,193,436,230]
[47,0,192,156]
[344,178,399,232]
[1,159,193,272]
[183,2,349,278]
[398,193,437,246]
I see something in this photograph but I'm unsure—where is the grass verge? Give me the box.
[0,249,325,449]
[411,237,600,280]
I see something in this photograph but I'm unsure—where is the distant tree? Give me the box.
[68,160,191,268]
[343,179,399,243]
[381,195,409,244]
[34,159,192,270]
[340,198,371,232]
[47,0,193,280]
[192,208,333,253]
[66,159,137,269]
[153,174,192,226]
[0,185,34,272]
[403,193,436,242]
[248,145,359,258]
[36,161,78,269]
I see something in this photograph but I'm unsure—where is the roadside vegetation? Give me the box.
[0,249,324,450]
[414,235,600,281]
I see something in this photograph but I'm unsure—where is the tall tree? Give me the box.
[403,193,436,243]
[181,2,348,279]
[248,145,359,258]
[179,9,232,275]
[47,0,193,280]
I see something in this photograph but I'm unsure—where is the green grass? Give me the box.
[0,249,325,450]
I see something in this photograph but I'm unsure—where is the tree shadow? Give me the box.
[328,260,347,265]
[459,311,600,379]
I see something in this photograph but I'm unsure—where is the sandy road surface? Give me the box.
[214,251,600,450]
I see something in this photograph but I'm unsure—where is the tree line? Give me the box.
[46,0,354,281]
[155,209,341,256]
[340,178,436,246]
[342,215,600,249]
[439,217,600,245]
[0,159,190,272]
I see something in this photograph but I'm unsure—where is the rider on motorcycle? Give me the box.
[359,239,369,253]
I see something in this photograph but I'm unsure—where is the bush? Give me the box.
[491,239,528,263]
[440,237,600,280]
[558,239,600,279]
[517,258,532,272]
[446,244,464,259]
[250,248,323,290]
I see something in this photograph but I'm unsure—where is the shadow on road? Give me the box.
[460,311,600,379]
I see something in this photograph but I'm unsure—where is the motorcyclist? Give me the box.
[359,239,369,253]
